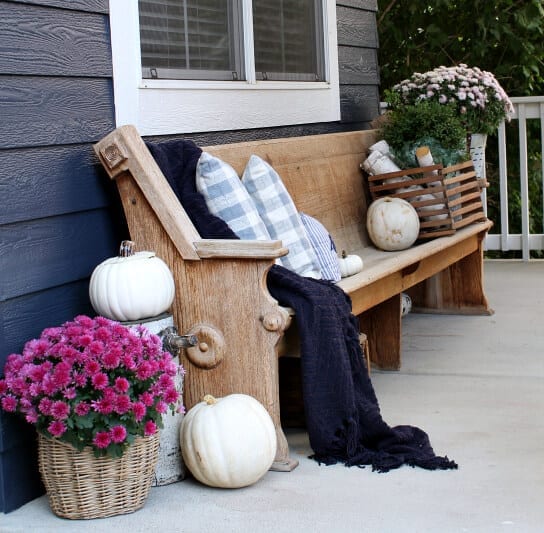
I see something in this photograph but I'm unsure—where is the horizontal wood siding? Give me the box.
[0,144,114,225]
[0,211,119,301]
[336,2,380,124]
[0,0,118,513]
[0,3,111,76]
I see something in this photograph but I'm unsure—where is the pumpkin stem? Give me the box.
[203,394,218,405]
[341,250,347,259]
[119,240,136,258]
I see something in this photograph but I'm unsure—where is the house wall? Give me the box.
[0,0,119,513]
[0,0,379,512]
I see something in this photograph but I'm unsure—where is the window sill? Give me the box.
[140,80,332,91]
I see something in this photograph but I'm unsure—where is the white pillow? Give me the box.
[196,152,270,240]
[242,155,321,279]
[300,213,342,282]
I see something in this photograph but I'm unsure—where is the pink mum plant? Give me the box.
[0,315,184,458]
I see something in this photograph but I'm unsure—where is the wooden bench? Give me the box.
[94,125,493,471]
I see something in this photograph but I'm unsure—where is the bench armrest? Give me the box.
[194,239,288,259]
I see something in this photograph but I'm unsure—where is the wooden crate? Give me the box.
[366,160,488,240]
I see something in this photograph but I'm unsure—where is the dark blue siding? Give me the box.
[0,0,118,513]
[0,144,114,224]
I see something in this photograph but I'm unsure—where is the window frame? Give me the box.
[109,0,340,135]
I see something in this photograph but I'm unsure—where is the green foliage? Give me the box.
[381,101,467,167]
[377,0,544,97]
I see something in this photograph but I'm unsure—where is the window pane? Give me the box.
[253,0,324,81]
[139,0,243,80]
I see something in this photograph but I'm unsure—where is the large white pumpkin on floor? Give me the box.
[366,197,420,251]
[89,240,175,321]
[180,394,277,488]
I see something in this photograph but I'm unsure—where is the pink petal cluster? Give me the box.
[0,315,184,458]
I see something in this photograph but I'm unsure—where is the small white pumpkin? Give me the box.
[366,197,420,251]
[89,240,175,321]
[180,394,277,488]
[338,251,364,278]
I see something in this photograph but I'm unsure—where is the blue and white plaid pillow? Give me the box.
[299,213,341,282]
[242,155,321,279]
[196,152,271,240]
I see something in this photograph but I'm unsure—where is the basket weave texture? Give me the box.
[38,431,160,520]
[366,160,488,240]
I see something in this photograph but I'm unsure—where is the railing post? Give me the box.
[517,104,530,261]
[497,121,509,252]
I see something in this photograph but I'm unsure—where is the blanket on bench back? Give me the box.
[147,138,457,473]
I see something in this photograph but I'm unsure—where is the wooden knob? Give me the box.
[184,324,224,370]
[261,312,287,332]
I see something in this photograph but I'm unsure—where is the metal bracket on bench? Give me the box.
[160,326,198,357]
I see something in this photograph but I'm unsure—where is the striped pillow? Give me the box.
[300,213,341,282]
[196,152,271,240]
[242,155,321,279]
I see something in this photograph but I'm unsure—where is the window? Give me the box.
[139,1,245,81]
[252,0,324,82]
[109,0,340,135]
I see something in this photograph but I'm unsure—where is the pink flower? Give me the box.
[93,431,111,449]
[25,410,38,424]
[114,377,129,393]
[63,387,77,400]
[1,396,17,412]
[136,361,153,380]
[103,351,120,369]
[93,397,114,415]
[140,391,154,407]
[84,359,100,375]
[114,394,131,414]
[164,388,180,404]
[51,400,70,420]
[38,397,53,415]
[95,326,112,343]
[74,402,91,416]
[132,402,146,422]
[144,420,157,436]
[48,420,67,437]
[110,425,127,443]
[89,340,105,356]
[155,400,168,414]
[91,372,108,390]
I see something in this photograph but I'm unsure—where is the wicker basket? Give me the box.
[38,431,160,520]
[366,160,488,240]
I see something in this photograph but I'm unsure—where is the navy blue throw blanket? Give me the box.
[146,139,457,473]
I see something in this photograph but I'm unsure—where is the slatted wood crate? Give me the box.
[366,160,488,240]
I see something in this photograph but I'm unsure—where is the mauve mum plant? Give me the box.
[0,315,184,458]
[386,64,515,135]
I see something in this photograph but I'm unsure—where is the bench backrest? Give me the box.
[205,130,378,254]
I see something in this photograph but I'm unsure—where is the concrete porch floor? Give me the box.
[2,260,543,533]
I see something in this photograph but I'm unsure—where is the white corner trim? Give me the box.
[109,0,340,135]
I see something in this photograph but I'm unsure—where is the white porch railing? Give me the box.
[484,96,544,260]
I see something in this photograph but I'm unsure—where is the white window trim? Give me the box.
[109,0,341,135]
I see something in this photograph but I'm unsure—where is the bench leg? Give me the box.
[359,294,402,370]
[408,242,493,316]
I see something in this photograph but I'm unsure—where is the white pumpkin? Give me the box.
[339,251,364,278]
[180,394,277,488]
[89,240,175,321]
[366,197,420,251]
